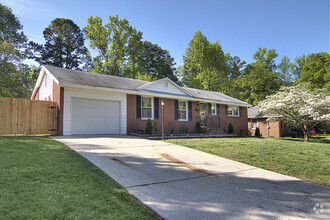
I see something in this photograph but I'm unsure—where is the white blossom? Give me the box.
[259,83,330,140]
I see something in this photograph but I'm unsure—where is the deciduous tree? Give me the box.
[237,47,281,105]
[259,83,330,142]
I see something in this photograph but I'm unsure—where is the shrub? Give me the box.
[145,119,153,134]
[255,127,260,137]
[185,125,189,134]
[195,121,202,133]
[153,121,159,133]
[228,122,234,134]
[169,122,175,134]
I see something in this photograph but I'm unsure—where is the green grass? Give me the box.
[0,137,157,219]
[165,135,330,186]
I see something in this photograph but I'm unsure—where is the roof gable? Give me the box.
[137,78,192,96]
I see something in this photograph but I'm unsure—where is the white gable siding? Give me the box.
[39,73,54,101]
[142,81,187,96]
[63,87,127,135]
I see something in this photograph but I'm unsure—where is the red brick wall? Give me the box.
[248,118,282,138]
[52,81,64,136]
[127,94,248,135]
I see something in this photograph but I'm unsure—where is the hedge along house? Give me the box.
[248,106,291,138]
[31,65,251,136]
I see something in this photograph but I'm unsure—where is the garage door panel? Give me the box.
[71,98,120,134]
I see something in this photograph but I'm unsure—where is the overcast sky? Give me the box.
[3,0,329,66]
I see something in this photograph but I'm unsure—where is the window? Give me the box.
[251,119,258,129]
[211,103,216,115]
[281,121,285,130]
[141,97,152,119]
[178,100,187,120]
[228,106,239,116]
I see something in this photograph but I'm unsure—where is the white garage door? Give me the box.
[71,98,120,134]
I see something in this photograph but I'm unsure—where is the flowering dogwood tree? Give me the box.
[259,83,330,142]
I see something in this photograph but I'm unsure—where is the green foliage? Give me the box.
[237,47,281,105]
[278,56,293,86]
[84,15,143,77]
[295,52,330,91]
[84,15,178,82]
[182,30,227,91]
[30,18,88,70]
[141,41,178,82]
[195,121,202,133]
[0,3,37,98]
[168,122,175,134]
[255,127,260,137]
[145,119,153,134]
[153,121,159,133]
[228,122,234,134]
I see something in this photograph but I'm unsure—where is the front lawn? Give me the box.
[165,135,330,186]
[0,137,157,219]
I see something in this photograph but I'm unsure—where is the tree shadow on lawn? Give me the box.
[280,136,330,144]
[75,145,330,220]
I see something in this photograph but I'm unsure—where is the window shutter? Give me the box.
[188,101,192,121]
[136,95,141,119]
[216,104,220,115]
[225,105,228,116]
[154,97,159,119]
[174,100,178,120]
[208,103,211,115]
[239,107,243,117]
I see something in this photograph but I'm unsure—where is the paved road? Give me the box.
[52,135,330,220]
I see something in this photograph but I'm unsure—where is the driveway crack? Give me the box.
[125,174,209,188]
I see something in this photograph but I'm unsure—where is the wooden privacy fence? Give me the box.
[0,97,57,136]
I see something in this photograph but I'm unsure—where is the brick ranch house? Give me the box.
[248,106,290,138]
[31,65,252,136]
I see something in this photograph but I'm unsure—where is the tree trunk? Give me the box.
[304,134,309,142]
[303,124,309,142]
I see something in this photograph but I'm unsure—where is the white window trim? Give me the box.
[178,100,188,121]
[211,103,217,115]
[227,105,240,117]
[251,118,258,130]
[141,96,154,120]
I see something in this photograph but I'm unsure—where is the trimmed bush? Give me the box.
[255,127,260,137]
[195,121,202,133]
[228,122,234,134]
[145,119,153,134]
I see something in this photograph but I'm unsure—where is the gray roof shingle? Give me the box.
[248,106,282,118]
[44,65,251,106]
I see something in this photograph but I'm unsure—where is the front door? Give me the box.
[199,103,207,126]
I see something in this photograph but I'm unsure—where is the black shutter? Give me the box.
[217,104,220,115]
[225,105,228,116]
[174,100,178,120]
[208,103,211,115]
[239,106,243,117]
[154,97,159,119]
[188,101,192,121]
[136,95,141,119]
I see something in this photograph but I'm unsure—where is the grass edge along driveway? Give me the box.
[165,135,330,187]
[0,136,158,219]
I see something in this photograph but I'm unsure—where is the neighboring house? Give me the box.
[31,65,252,136]
[248,106,290,138]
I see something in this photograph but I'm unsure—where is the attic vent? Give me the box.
[165,82,168,87]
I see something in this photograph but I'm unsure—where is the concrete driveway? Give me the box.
[52,135,329,220]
